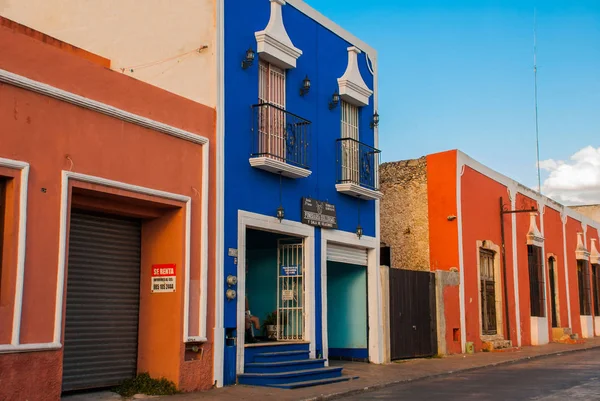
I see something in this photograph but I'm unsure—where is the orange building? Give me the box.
[0,19,216,399]
[381,150,600,357]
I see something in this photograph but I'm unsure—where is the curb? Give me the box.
[302,344,600,401]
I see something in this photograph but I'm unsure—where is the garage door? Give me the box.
[326,243,368,266]
[62,210,142,392]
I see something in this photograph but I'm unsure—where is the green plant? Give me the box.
[114,372,178,397]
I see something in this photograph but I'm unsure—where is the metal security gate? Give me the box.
[277,239,304,340]
[62,210,142,392]
[389,269,437,360]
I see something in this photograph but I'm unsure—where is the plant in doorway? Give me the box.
[263,310,287,340]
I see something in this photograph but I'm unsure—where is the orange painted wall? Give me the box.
[542,206,568,334]
[586,226,598,326]
[426,151,462,354]
[460,166,517,351]
[566,217,583,336]
[0,22,216,400]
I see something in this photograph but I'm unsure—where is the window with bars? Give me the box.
[340,101,359,182]
[578,259,592,315]
[480,249,497,335]
[0,178,6,297]
[257,60,286,160]
[593,264,600,316]
[527,245,545,317]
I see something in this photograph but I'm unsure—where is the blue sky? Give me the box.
[307,0,600,203]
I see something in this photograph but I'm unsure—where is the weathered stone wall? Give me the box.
[380,157,430,271]
[570,204,600,224]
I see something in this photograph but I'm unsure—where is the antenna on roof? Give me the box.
[534,8,542,194]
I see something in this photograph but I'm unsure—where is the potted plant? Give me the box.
[262,310,287,340]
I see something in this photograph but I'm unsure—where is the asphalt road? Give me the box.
[342,348,600,401]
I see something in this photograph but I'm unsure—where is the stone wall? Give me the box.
[380,157,430,271]
[570,205,600,224]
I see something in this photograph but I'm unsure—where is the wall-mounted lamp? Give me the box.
[277,205,285,222]
[447,215,457,221]
[370,111,380,129]
[242,47,255,69]
[226,288,237,300]
[329,91,340,110]
[356,225,363,239]
[300,75,311,96]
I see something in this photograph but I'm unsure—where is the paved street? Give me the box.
[342,348,600,401]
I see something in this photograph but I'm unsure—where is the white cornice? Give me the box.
[526,212,544,247]
[591,239,600,265]
[576,232,590,261]
[335,182,382,200]
[337,47,373,107]
[255,0,302,69]
[249,156,312,179]
[0,68,209,145]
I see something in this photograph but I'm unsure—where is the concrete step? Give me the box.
[238,366,343,387]
[266,375,353,389]
[245,358,327,374]
[552,327,573,340]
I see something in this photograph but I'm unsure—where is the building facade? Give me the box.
[220,0,384,387]
[0,19,216,400]
[381,150,600,356]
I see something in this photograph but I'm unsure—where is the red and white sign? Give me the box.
[151,264,176,293]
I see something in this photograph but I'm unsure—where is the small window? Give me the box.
[341,101,359,141]
[340,101,359,183]
[578,260,592,315]
[257,60,286,160]
[593,264,600,316]
[527,245,545,317]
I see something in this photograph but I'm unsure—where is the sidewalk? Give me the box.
[65,338,600,401]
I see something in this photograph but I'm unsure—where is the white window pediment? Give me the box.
[255,0,302,69]
[337,47,373,107]
[576,232,590,261]
[526,213,544,248]
[591,239,600,265]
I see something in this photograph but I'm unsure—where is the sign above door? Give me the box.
[301,197,338,229]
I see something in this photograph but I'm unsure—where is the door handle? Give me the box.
[413,325,417,330]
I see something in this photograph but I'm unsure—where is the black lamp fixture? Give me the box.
[300,75,311,96]
[329,91,340,110]
[242,47,255,69]
[370,111,380,129]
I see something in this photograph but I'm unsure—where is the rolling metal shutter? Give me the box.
[62,210,142,392]
[326,243,368,266]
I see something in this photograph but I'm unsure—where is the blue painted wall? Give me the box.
[326,262,368,350]
[223,0,377,378]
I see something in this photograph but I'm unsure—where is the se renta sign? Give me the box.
[301,197,338,229]
[151,264,176,293]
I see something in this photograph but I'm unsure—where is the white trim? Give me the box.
[249,157,312,178]
[236,211,315,374]
[561,213,572,328]
[321,229,382,365]
[0,69,209,146]
[590,239,600,265]
[456,162,466,352]
[54,171,208,346]
[532,204,549,345]
[526,212,544,247]
[213,0,226,388]
[335,183,382,200]
[0,158,29,346]
[508,186,522,347]
[530,316,549,345]
[285,0,376,58]
[0,342,61,354]
[337,47,373,107]
[255,0,302,69]
[581,315,594,338]
[576,232,590,261]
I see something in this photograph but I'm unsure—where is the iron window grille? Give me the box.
[251,102,311,169]
[578,259,592,315]
[527,245,545,317]
[336,138,381,191]
[593,264,600,316]
[480,249,497,335]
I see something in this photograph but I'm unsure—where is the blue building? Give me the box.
[216,0,384,387]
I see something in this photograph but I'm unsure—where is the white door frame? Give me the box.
[236,210,315,374]
[321,229,383,365]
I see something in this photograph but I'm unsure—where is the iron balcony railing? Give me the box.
[251,103,311,170]
[336,138,381,191]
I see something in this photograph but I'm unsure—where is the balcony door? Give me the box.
[341,101,359,183]
[258,60,286,161]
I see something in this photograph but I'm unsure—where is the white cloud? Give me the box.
[539,146,600,205]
